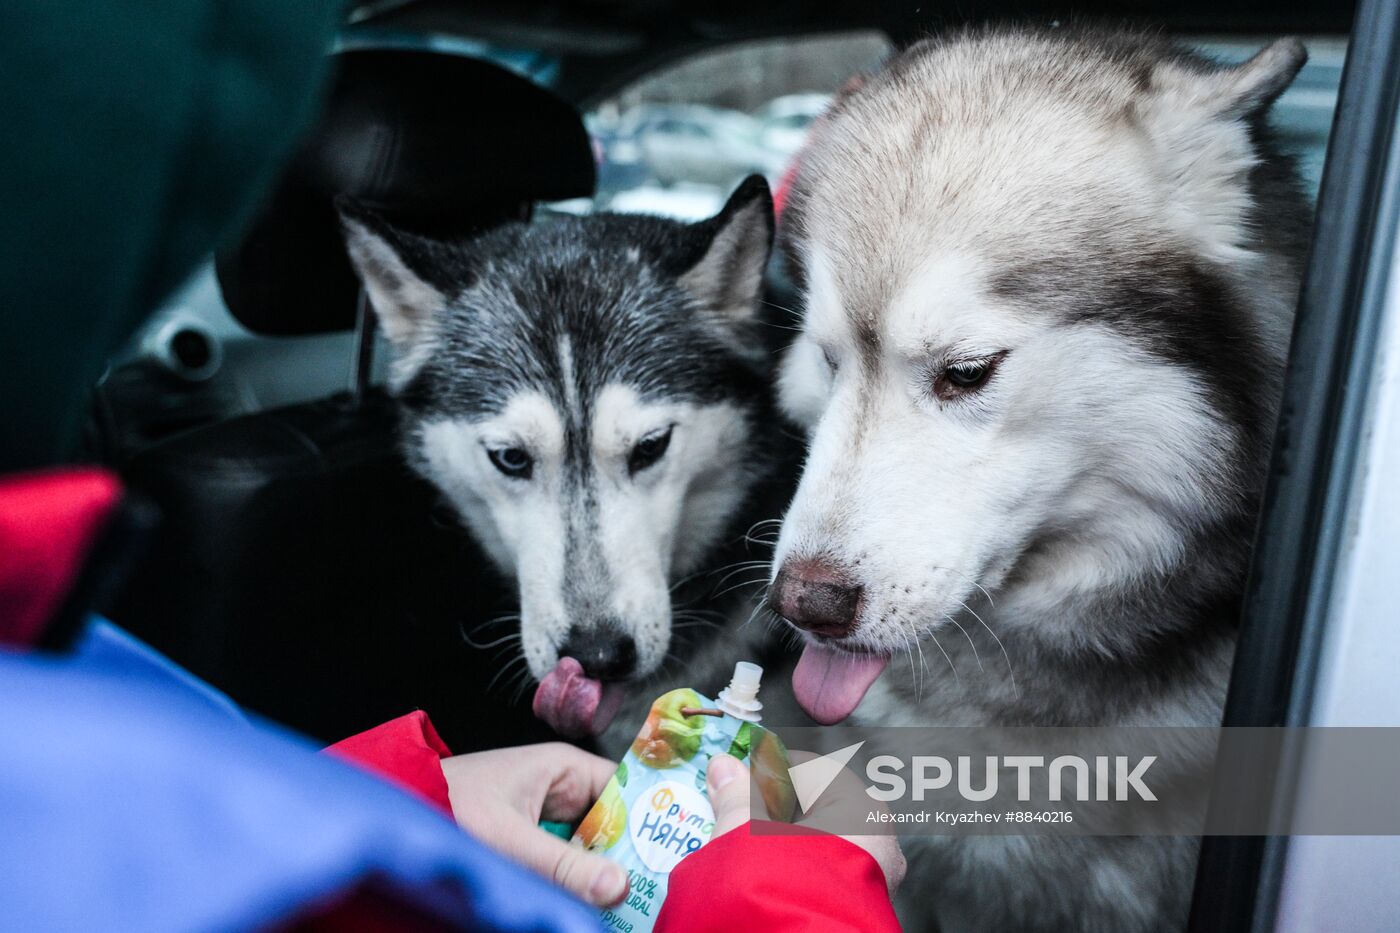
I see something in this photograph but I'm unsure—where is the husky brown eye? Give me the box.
[934,354,1002,400]
[488,446,533,479]
[628,427,673,475]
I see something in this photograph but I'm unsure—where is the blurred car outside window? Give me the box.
[559,32,892,220]
[564,33,1344,222]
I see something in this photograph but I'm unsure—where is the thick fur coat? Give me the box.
[770,27,1312,931]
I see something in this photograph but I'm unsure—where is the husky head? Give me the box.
[770,29,1311,723]
[341,178,775,736]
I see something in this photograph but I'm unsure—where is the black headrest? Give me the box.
[217,49,595,336]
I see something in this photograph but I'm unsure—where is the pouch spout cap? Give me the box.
[718,661,764,721]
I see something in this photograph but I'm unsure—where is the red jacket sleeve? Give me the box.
[324,711,454,816]
[655,822,901,933]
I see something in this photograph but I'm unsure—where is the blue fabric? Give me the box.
[72,619,248,720]
[0,617,604,933]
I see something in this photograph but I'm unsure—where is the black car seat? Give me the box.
[104,50,595,750]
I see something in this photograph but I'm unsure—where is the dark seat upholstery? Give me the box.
[218,49,595,336]
[108,50,596,748]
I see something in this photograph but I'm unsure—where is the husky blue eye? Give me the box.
[628,427,673,475]
[488,446,533,479]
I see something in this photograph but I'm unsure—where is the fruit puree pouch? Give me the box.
[573,662,795,933]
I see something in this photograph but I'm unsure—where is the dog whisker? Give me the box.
[932,564,997,609]
[942,613,985,673]
[671,608,728,622]
[671,618,725,633]
[709,560,772,588]
[459,613,523,649]
[461,629,523,650]
[897,630,914,693]
[486,654,530,697]
[901,629,923,700]
[673,612,727,624]
[757,300,803,325]
[773,619,805,651]
[741,590,776,630]
[958,599,1019,698]
[712,575,772,599]
[669,564,719,594]
[672,556,764,596]
[703,560,771,595]
[508,666,538,706]
[927,628,959,688]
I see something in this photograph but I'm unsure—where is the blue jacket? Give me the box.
[0,618,603,933]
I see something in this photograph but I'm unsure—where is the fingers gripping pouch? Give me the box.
[573,662,796,932]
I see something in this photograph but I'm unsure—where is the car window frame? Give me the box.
[1188,1,1399,930]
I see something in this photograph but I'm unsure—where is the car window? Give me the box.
[566,33,1344,221]
[1196,37,1347,194]
[573,32,892,220]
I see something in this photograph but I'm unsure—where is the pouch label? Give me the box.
[627,779,715,874]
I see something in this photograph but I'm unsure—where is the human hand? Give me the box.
[706,752,907,897]
[440,742,628,907]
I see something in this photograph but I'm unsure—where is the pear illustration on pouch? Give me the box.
[631,687,706,768]
[576,775,627,852]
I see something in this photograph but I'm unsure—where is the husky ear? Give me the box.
[679,175,775,321]
[1152,38,1307,120]
[337,200,448,350]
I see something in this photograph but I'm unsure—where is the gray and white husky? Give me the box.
[769,27,1311,932]
[340,178,784,740]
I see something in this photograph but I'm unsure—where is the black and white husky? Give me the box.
[340,179,784,740]
[769,27,1312,932]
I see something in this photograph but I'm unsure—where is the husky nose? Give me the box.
[769,559,863,638]
[560,623,637,681]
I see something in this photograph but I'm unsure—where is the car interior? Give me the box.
[77,0,1383,929]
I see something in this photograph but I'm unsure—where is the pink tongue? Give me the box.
[532,657,627,738]
[792,641,890,725]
